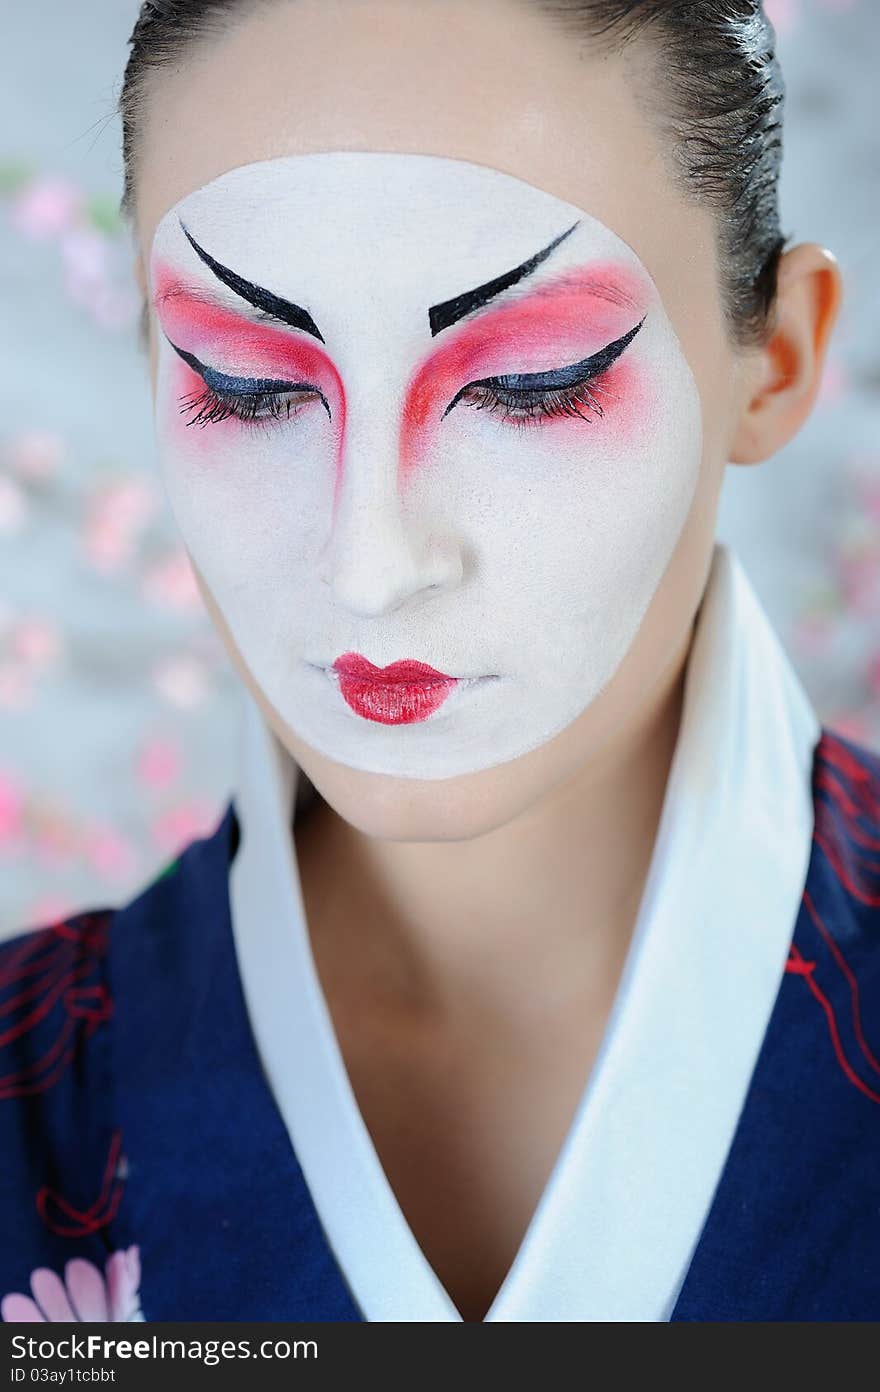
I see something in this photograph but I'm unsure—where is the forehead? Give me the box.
[149,151,654,321]
[134,0,728,382]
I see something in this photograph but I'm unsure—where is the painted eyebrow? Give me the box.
[178,218,326,343]
[171,216,636,349]
[428,220,581,336]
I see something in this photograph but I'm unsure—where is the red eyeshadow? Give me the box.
[152,260,349,505]
[399,262,654,484]
[152,257,654,507]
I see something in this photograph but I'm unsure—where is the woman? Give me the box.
[2,0,878,1324]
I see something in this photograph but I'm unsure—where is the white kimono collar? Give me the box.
[227,541,821,1321]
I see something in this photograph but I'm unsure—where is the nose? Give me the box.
[315,406,464,619]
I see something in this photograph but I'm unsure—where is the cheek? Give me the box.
[460,367,702,612]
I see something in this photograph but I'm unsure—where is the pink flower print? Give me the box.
[1,1246,144,1322]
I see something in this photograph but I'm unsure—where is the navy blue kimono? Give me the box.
[2,725,879,1322]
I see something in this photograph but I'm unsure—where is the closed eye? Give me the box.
[167,338,331,429]
[441,315,646,428]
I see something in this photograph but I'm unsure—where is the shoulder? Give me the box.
[0,801,237,1312]
[768,723,880,1113]
[807,725,880,951]
[666,726,880,1321]
[1,796,237,1075]
[781,723,880,1110]
[1,798,238,1100]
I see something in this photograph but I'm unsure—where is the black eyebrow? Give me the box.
[178,218,325,343]
[428,220,581,337]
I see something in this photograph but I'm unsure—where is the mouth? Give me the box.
[318,652,482,725]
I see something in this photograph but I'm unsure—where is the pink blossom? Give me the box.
[83,478,158,573]
[82,824,138,881]
[90,282,141,332]
[59,226,110,289]
[764,0,800,33]
[141,548,204,611]
[31,806,79,868]
[151,654,211,709]
[9,176,84,240]
[766,0,858,33]
[790,610,836,658]
[23,893,76,928]
[0,769,26,851]
[151,800,218,856]
[836,549,880,616]
[827,709,872,744]
[816,356,849,409]
[0,662,32,710]
[135,736,183,790]
[0,475,27,533]
[1,1246,143,1323]
[5,430,66,482]
[11,618,63,670]
[852,470,880,523]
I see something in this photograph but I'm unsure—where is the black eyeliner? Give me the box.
[441,315,646,420]
[167,336,332,418]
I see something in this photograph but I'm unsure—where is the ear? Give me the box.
[728,243,843,465]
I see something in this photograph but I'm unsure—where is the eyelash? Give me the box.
[176,366,617,432]
[178,386,313,434]
[454,375,613,430]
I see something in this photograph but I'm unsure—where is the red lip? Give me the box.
[330,652,459,725]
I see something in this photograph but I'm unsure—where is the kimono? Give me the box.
[1,541,879,1323]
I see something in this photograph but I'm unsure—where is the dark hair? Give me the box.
[119,0,788,350]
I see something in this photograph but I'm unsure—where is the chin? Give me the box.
[295,746,537,845]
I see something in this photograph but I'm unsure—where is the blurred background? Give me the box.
[1,0,878,937]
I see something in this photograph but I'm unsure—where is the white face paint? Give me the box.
[149,152,702,779]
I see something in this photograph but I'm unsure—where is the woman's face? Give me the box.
[134,0,749,836]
